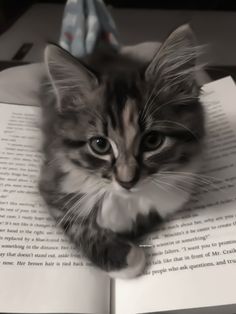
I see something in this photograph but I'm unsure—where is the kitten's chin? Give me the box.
[112,181,130,194]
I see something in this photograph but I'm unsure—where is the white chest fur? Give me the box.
[97,179,191,233]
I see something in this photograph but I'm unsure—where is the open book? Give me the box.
[0,77,236,314]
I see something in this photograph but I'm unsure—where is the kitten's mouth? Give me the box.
[112,181,140,195]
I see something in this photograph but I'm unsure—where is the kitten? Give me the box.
[39,24,205,278]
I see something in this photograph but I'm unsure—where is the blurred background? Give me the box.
[0,0,236,79]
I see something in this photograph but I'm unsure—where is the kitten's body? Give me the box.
[39,25,205,278]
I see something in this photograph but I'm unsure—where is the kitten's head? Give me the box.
[45,24,204,195]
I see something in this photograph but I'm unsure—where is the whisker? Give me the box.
[140,86,162,123]
[157,171,228,196]
[151,177,190,199]
[159,171,224,183]
[150,178,170,194]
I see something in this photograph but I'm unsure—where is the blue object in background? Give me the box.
[59,0,120,57]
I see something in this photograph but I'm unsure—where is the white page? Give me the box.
[0,103,110,314]
[114,77,236,314]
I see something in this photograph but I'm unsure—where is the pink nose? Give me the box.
[116,169,140,189]
[115,158,139,189]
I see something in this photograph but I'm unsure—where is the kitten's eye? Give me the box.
[143,131,165,151]
[89,137,111,155]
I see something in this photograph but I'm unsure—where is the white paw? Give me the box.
[109,246,146,279]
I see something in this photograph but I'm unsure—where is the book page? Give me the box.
[114,77,236,314]
[0,103,110,314]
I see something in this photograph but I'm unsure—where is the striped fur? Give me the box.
[39,25,205,278]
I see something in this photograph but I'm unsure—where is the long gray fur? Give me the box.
[39,25,205,278]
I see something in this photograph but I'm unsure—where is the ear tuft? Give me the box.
[145,24,201,90]
[44,44,98,112]
[44,44,62,66]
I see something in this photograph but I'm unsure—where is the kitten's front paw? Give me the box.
[109,245,146,279]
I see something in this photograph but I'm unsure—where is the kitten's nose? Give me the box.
[115,166,140,190]
[115,158,139,190]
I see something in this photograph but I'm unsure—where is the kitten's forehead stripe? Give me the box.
[109,98,140,185]
[105,73,142,134]
[103,73,142,184]
[122,99,139,152]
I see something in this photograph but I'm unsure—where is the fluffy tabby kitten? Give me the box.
[39,25,205,278]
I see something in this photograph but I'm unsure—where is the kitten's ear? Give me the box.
[145,24,199,89]
[44,45,98,112]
